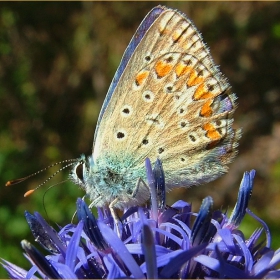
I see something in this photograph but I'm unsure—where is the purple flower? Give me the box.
[1,159,280,278]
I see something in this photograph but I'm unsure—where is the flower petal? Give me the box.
[145,158,158,220]
[159,243,207,278]
[98,220,145,279]
[65,220,83,271]
[153,158,166,210]
[191,196,214,246]
[76,198,108,251]
[0,259,28,279]
[21,240,61,279]
[227,170,255,228]
[142,224,158,279]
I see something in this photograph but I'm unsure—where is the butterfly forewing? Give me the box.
[94,6,165,141]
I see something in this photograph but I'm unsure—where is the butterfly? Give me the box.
[70,5,240,212]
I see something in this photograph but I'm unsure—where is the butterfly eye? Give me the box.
[75,163,84,183]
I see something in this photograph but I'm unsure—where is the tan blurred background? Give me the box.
[1,2,280,277]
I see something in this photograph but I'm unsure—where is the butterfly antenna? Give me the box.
[6,159,78,187]
[23,161,78,197]
[5,158,79,196]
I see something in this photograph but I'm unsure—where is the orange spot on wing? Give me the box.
[155,61,172,78]
[203,123,221,141]
[200,100,213,117]
[187,70,204,87]
[175,64,191,77]
[193,84,214,100]
[135,71,149,86]
[176,65,204,88]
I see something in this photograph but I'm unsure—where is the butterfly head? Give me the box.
[70,154,93,188]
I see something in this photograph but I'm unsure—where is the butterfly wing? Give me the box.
[93,6,240,190]
[94,6,165,142]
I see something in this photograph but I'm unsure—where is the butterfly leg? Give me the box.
[132,177,150,202]
[109,197,122,238]
[108,178,150,238]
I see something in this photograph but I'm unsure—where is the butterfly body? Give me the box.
[71,154,149,208]
[70,6,240,209]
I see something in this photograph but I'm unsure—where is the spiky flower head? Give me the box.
[1,159,280,278]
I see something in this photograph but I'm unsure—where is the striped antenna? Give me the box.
[5,158,79,196]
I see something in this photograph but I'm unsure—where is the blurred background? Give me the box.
[1,2,280,277]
